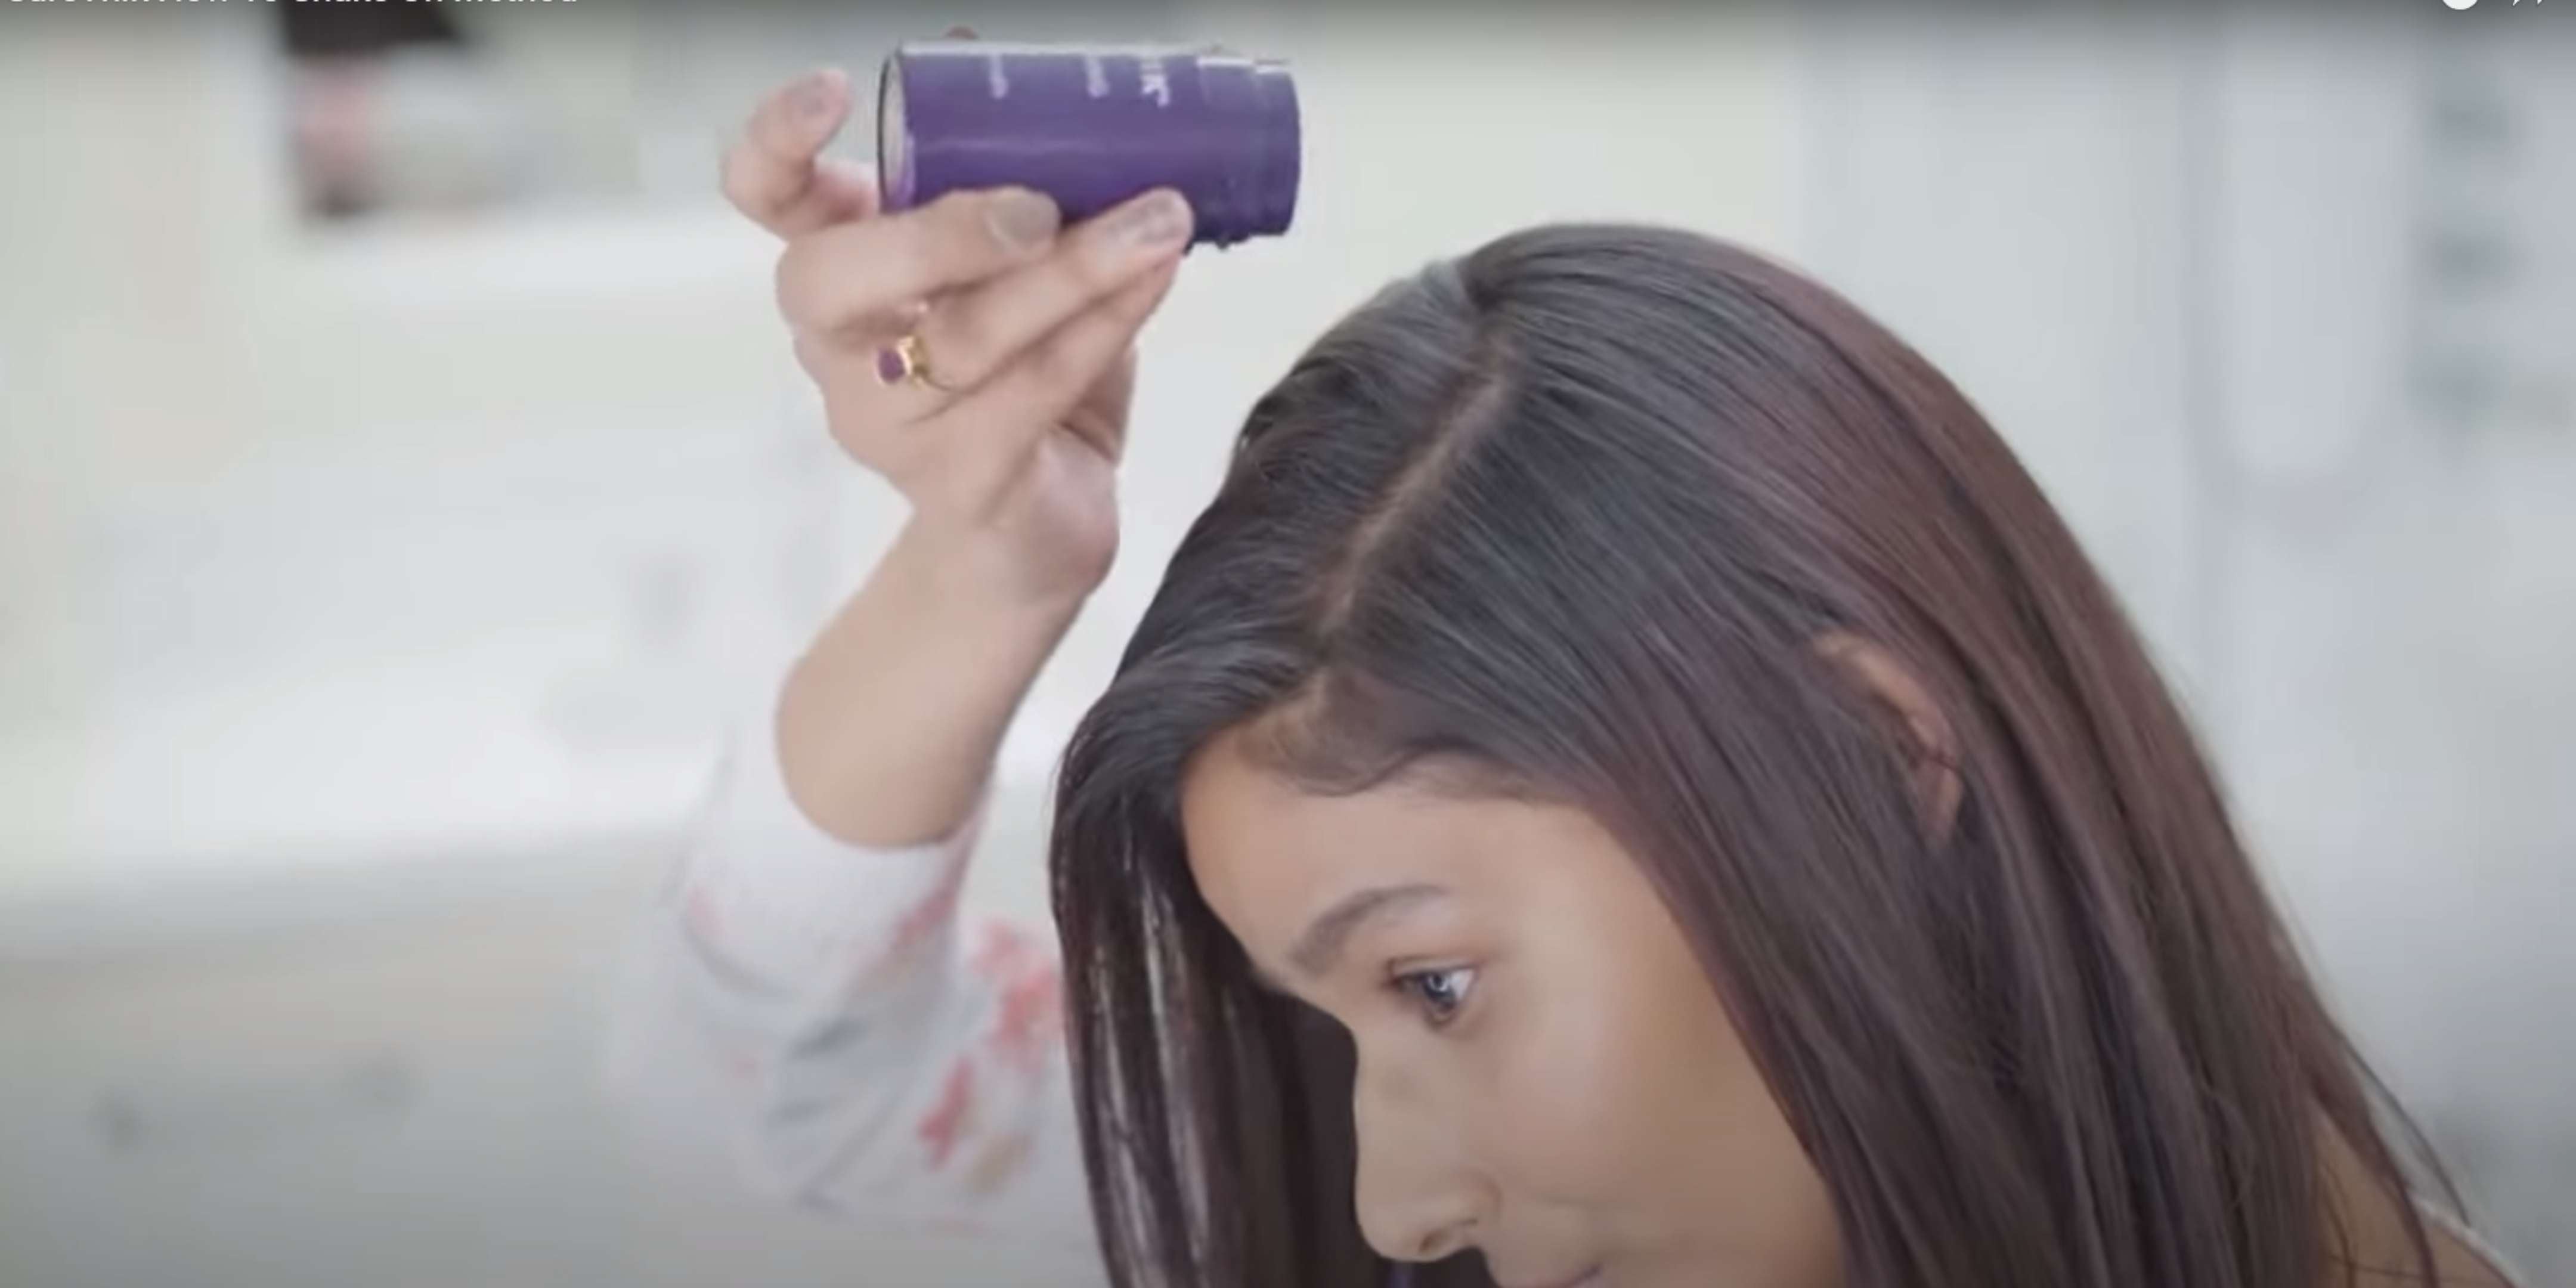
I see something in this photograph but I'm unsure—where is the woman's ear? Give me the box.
[1815,632,1962,844]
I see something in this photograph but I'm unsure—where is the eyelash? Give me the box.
[1391,966,1477,1030]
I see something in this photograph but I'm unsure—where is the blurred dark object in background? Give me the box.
[278,1,470,58]
[278,2,582,224]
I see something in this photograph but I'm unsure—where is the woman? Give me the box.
[608,69,2524,1288]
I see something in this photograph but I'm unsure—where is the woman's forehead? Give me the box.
[1179,737,1609,922]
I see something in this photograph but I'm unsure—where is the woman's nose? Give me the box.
[1350,1061,1485,1264]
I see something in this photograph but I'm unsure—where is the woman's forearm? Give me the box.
[775,514,1090,849]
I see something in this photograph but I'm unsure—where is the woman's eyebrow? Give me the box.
[1286,883,1448,978]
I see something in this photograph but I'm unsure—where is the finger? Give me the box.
[1064,347,1140,463]
[799,317,950,441]
[815,190,1185,431]
[775,186,1063,336]
[800,265,1169,494]
[722,67,861,235]
[769,156,880,239]
[908,188,1193,392]
[928,259,1182,506]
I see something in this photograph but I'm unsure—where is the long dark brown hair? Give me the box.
[1049,225,2456,1287]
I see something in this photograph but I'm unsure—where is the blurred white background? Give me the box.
[0,2,2567,1284]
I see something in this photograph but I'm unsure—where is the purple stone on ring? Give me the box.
[875,343,909,386]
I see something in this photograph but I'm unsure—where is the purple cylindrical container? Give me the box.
[877,39,1299,248]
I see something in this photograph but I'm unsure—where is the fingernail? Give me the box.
[1111,190,1193,249]
[986,188,1061,252]
[788,68,841,122]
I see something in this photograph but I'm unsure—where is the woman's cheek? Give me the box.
[1476,964,1665,1202]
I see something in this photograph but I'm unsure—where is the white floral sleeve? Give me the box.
[603,695,1095,1253]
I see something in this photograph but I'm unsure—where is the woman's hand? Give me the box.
[725,66,1193,611]
[723,67,1191,846]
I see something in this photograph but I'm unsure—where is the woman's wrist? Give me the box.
[773,515,1091,849]
[888,513,1102,634]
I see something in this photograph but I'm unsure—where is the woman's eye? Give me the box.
[1395,967,1477,1029]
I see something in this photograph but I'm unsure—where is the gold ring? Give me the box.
[875,331,943,390]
